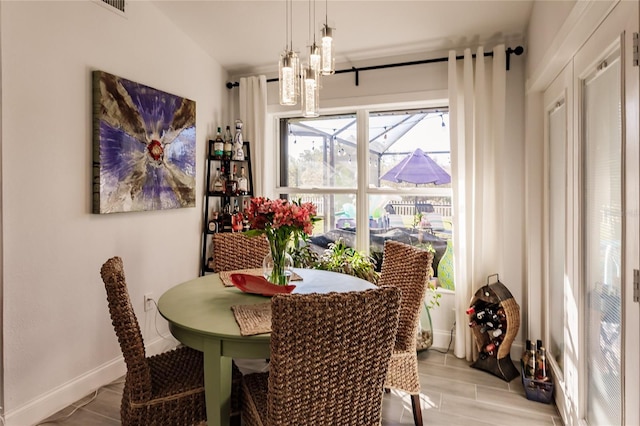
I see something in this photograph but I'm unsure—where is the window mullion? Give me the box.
[356,110,369,252]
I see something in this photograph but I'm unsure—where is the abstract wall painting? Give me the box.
[92,70,196,213]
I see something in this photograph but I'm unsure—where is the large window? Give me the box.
[278,107,453,276]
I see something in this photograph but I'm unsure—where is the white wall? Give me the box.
[525,0,575,79]
[0,1,227,424]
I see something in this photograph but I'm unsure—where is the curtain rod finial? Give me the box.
[507,46,524,56]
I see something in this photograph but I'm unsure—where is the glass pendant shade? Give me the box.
[309,44,322,75]
[301,63,319,117]
[321,24,335,75]
[279,50,299,105]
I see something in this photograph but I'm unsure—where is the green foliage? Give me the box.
[287,233,319,269]
[414,242,436,254]
[313,238,380,284]
[425,281,441,310]
[288,238,440,310]
[419,242,441,310]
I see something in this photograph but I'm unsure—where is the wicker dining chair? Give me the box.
[213,232,270,272]
[241,287,402,426]
[100,256,241,426]
[377,240,432,426]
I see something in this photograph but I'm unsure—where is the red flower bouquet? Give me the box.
[245,197,317,285]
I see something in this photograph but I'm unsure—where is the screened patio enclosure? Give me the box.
[279,108,452,273]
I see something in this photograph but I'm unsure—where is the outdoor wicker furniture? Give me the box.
[241,287,401,426]
[100,256,241,425]
[377,240,432,426]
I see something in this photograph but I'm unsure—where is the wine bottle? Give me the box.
[219,166,227,194]
[242,199,251,231]
[213,127,224,159]
[223,126,233,160]
[237,166,249,195]
[231,199,243,232]
[212,168,224,194]
[485,342,496,356]
[221,203,233,232]
[232,119,245,161]
[521,339,532,365]
[535,346,548,381]
[226,164,238,196]
[208,210,219,233]
[525,341,536,378]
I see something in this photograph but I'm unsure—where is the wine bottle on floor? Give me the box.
[525,340,536,378]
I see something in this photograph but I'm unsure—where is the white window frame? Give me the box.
[267,94,450,256]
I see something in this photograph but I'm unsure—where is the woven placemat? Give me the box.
[231,303,272,336]
[220,268,302,287]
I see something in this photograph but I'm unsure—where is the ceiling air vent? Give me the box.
[99,0,125,14]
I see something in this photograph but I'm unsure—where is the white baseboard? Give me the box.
[432,328,455,351]
[431,328,525,362]
[6,335,175,426]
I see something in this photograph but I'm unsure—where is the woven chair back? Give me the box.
[377,240,431,352]
[267,287,401,425]
[213,233,270,272]
[100,256,152,400]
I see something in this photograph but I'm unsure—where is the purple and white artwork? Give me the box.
[92,70,196,213]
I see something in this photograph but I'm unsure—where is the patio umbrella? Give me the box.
[380,148,451,185]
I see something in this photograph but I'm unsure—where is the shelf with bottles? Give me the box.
[208,163,252,199]
[201,201,253,275]
[209,123,246,162]
[204,197,252,235]
[201,120,254,276]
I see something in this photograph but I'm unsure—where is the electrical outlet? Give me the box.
[144,293,154,312]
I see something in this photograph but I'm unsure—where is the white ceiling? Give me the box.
[151,0,533,76]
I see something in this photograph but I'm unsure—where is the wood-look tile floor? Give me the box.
[38,349,563,426]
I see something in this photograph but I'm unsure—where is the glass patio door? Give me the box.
[573,1,639,422]
[582,47,622,426]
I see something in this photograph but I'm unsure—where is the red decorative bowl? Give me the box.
[229,273,296,297]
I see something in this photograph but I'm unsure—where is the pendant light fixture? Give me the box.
[302,0,320,117]
[279,0,299,105]
[301,63,319,117]
[308,0,321,76]
[320,0,335,75]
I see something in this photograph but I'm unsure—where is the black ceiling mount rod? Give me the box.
[225,45,524,89]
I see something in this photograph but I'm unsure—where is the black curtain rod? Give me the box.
[226,45,524,89]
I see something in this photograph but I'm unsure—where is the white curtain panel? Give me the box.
[448,46,506,360]
[239,75,267,196]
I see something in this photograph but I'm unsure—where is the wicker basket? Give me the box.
[469,274,520,381]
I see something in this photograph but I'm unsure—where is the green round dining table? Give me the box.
[157,268,376,426]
